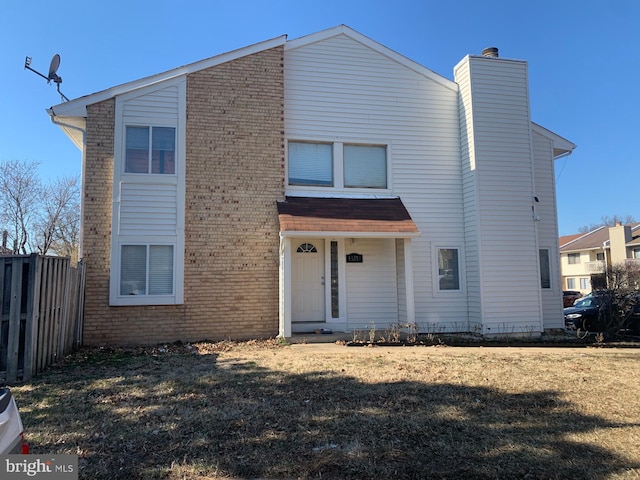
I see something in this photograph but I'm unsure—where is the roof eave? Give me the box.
[48,34,288,119]
[531,122,576,157]
[281,230,420,239]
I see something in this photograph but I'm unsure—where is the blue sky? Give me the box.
[1,0,637,236]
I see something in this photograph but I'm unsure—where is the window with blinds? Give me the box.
[344,144,386,188]
[120,244,174,296]
[287,141,388,189]
[288,142,333,186]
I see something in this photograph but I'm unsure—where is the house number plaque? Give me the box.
[346,253,363,263]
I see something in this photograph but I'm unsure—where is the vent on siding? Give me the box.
[481,47,499,58]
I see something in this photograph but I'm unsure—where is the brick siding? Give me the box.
[82,46,285,345]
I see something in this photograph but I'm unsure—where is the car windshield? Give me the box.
[574,297,597,308]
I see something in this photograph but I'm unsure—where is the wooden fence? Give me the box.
[0,254,86,384]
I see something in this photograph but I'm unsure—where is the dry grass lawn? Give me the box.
[12,340,640,479]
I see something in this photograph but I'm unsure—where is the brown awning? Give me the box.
[277,196,419,236]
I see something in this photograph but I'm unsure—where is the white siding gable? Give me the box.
[284,31,466,331]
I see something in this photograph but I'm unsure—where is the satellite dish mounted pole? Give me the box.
[24,54,69,102]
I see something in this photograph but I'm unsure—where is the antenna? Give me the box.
[24,54,69,102]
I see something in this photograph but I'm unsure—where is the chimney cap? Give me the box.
[482,47,499,58]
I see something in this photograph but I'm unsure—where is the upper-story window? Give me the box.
[567,253,580,265]
[288,141,388,189]
[344,145,387,188]
[125,126,176,174]
[288,142,333,186]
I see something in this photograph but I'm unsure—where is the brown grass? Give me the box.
[12,340,640,479]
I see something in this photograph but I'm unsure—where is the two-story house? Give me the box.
[560,222,640,293]
[47,26,575,345]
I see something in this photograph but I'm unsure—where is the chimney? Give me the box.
[481,47,499,58]
[609,224,632,265]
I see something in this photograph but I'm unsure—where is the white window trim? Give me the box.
[285,137,393,195]
[110,78,186,306]
[433,244,465,294]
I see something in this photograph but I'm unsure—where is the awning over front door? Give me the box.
[277,196,420,237]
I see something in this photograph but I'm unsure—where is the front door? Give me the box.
[292,240,325,323]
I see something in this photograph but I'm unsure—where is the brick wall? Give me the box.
[82,46,285,345]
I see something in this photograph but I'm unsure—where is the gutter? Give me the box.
[47,107,86,150]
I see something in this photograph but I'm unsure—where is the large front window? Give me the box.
[120,245,174,296]
[126,126,176,174]
[288,141,387,189]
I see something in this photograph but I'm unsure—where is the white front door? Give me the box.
[292,239,325,323]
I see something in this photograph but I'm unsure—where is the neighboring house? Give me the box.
[47,25,575,345]
[560,223,640,294]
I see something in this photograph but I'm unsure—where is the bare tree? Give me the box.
[0,160,41,254]
[579,214,638,233]
[595,262,640,340]
[33,175,80,260]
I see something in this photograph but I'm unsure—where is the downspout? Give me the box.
[47,108,87,260]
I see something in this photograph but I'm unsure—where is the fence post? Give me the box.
[23,254,43,382]
[6,257,26,383]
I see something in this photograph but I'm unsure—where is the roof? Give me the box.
[560,223,640,252]
[48,33,288,149]
[559,233,583,247]
[48,25,574,157]
[531,123,576,158]
[277,196,419,237]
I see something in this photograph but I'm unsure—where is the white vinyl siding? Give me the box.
[345,239,398,328]
[111,80,186,306]
[455,55,542,334]
[532,131,563,327]
[285,33,464,329]
[118,183,178,236]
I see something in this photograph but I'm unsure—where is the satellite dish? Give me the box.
[24,53,69,102]
[48,54,61,81]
